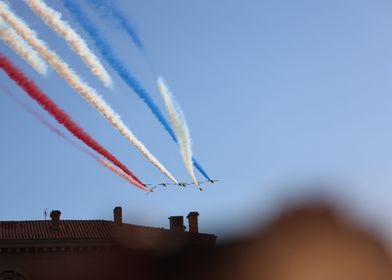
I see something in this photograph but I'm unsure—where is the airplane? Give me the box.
[177,182,192,187]
[142,184,154,193]
[198,179,219,184]
[146,184,162,195]
[145,179,219,191]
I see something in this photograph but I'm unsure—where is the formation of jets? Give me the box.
[144,179,220,194]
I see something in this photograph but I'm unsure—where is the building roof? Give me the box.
[0,220,114,241]
[0,208,217,253]
[0,220,216,243]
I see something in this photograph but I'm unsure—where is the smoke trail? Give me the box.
[0,17,47,74]
[157,77,198,185]
[0,85,149,191]
[84,0,143,51]
[24,0,112,87]
[80,149,150,192]
[0,54,148,188]
[60,0,211,181]
[0,2,178,184]
[97,158,151,192]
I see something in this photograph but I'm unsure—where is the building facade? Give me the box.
[0,207,216,280]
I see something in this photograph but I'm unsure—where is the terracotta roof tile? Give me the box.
[0,220,113,241]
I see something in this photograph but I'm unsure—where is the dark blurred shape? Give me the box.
[187,212,199,233]
[49,210,61,230]
[168,216,185,232]
[202,204,392,280]
[113,206,122,225]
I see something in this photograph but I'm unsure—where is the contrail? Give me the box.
[0,54,147,189]
[60,0,211,181]
[0,17,47,74]
[0,2,178,184]
[0,84,150,192]
[84,0,143,51]
[24,0,111,87]
[157,77,198,185]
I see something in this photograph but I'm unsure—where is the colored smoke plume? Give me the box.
[60,0,210,181]
[0,53,146,188]
[157,77,198,185]
[1,84,149,191]
[0,1,178,184]
[85,0,143,51]
[0,17,47,74]
[97,158,151,192]
[25,0,112,86]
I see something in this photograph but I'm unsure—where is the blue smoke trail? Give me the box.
[85,0,144,51]
[61,0,211,181]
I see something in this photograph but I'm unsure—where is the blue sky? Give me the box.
[1,0,392,242]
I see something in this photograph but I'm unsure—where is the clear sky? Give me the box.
[1,0,392,242]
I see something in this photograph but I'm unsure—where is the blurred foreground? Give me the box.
[1,203,392,279]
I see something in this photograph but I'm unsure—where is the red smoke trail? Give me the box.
[97,158,151,192]
[1,85,149,191]
[0,53,144,186]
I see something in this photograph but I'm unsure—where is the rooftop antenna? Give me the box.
[44,208,48,221]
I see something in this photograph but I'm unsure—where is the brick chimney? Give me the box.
[113,206,122,225]
[168,216,185,232]
[187,212,199,233]
[50,210,61,230]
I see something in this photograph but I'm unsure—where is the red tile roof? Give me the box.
[0,219,216,248]
[0,220,113,240]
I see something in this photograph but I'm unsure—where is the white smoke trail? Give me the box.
[0,2,179,184]
[24,0,112,87]
[157,77,198,186]
[0,17,47,74]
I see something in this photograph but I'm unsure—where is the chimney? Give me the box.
[168,216,185,232]
[113,206,122,225]
[187,212,199,233]
[50,210,61,230]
